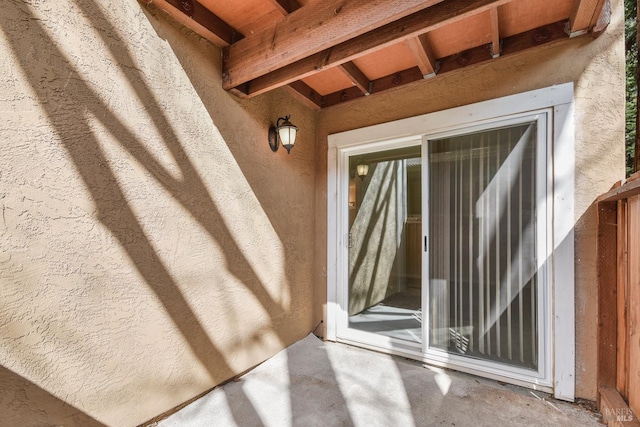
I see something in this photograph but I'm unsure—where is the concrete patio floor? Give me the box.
[156,334,602,427]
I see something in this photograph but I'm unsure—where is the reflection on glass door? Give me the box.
[427,123,539,370]
[347,145,422,344]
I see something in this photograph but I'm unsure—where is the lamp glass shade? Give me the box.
[278,120,298,154]
[356,163,369,178]
[278,125,297,145]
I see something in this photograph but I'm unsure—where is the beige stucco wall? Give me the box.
[314,2,626,401]
[0,1,316,426]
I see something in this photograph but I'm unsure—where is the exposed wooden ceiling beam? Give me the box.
[267,0,302,15]
[228,85,249,98]
[502,21,569,53]
[236,0,511,96]
[323,67,423,107]
[222,0,446,90]
[489,7,501,58]
[286,81,323,110]
[339,62,371,95]
[439,20,568,73]
[567,0,607,37]
[320,20,570,108]
[143,0,243,46]
[406,35,439,78]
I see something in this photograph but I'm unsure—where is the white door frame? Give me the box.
[326,84,575,400]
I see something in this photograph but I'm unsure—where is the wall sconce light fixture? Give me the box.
[268,115,298,154]
[356,162,369,180]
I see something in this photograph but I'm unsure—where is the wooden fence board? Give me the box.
[628,195,640,417]
[618,200,629,398]
[598,201,619,390]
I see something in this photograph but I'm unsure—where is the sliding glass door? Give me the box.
[425,122,541,372]
[335,113,550,385]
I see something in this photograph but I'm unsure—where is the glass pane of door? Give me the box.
[347,145,422,344]
[428,123,538,370]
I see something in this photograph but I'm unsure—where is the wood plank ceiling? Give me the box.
[143,0,610,109]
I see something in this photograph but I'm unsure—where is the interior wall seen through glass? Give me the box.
[347,145,423,344]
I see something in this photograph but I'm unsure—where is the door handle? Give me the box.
[424,235,428,252]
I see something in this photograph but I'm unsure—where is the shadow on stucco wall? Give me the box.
[348,162,399,315]
[0,0,352,425]
[0,1,254,423]
[0,366,106,426]
[0,0,311,425]
[139,3,318,252]
[137,4,356,426]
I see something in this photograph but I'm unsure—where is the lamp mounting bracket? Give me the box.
[268,126,279,152]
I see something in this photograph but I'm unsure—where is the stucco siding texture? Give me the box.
[315,2,625,401]
[0,1,316,426]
